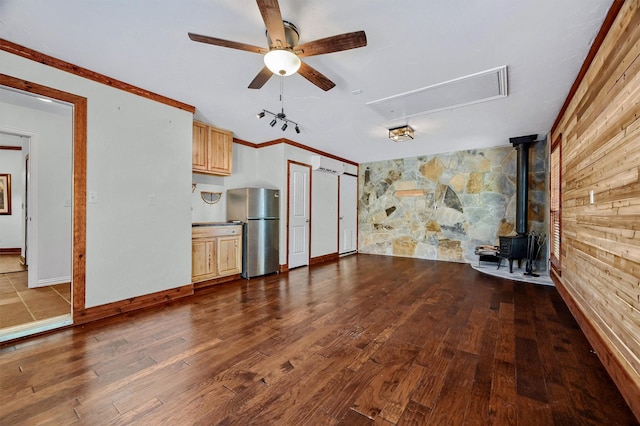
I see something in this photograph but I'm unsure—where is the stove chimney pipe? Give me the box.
[509,135,537,236]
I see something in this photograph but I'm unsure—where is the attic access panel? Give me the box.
[367,66,508,120]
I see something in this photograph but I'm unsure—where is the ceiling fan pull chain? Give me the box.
[280,76,285,116]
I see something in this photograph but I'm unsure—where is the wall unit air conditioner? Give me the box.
[310,156,345,175]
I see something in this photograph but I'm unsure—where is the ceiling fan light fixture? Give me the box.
[264,49,301,76]
[389,125,414,142]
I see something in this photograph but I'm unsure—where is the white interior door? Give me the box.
[339,174,358,254]
[288,162,310,268]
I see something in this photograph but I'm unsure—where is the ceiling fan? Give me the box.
[188,0,367,91]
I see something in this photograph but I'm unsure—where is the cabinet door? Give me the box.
[192,121,208,172]
[207,127,232,175]
[217,235,241,276]
[192,240,216,281]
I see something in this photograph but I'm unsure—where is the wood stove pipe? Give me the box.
[509,135,537,236]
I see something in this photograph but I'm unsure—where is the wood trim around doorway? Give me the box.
[0,73,88,324]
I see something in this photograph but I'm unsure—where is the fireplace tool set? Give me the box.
[524,232,547,277]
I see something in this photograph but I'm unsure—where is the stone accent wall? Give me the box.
[359,141,547,266]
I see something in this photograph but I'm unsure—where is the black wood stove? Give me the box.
[498,235,528,273]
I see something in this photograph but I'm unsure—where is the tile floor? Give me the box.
[0,255,71,329]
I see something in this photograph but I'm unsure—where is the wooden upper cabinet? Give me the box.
[192,121,208,172]
[192,121,233,176]
[207,126,232,175]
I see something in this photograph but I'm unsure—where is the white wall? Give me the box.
[0,134,24,250]
[2,50,193,308]
[191,143,260,223]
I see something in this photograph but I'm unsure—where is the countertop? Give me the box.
[192,221,243,227]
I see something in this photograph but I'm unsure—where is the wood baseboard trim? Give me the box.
[279,264,289,273]
[194,274,242,290]
[0,248,21,255]
[552,273,640,419]
[310,252,339,265]
[73,284,194,325]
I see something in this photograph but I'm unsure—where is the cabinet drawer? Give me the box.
[192,225,242,239]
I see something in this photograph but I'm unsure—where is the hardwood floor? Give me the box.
[0,254,636,425]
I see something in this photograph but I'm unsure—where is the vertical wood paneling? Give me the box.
[551,0,640,418]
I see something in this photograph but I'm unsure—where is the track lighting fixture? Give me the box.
[256,76,301,134]
[259,109,299,132]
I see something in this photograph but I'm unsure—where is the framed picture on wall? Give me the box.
[0,174,11,215]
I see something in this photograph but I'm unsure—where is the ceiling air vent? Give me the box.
[367,65,508,121]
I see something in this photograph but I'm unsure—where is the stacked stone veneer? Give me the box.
[358,141,547,266]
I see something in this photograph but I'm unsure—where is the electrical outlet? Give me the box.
[148,194,156,205]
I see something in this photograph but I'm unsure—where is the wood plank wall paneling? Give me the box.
[551,0,640,418]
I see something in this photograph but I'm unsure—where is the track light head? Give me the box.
[295,125,300,134]
[270,118,277,127]
[257,111,265,119]
[281,123,288,131]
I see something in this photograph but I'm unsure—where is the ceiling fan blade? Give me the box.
[298,61,336,91]
[188,33,267,54]
[294,31,367,58]
[248,66,273,89]
[256,0,287,48]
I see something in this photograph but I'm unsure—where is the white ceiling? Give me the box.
[0,0,612,163]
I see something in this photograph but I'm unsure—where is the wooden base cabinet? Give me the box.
[192,121,233,176]
[217,235,241,276]
[191,240,216,282]
[192,225,242,283]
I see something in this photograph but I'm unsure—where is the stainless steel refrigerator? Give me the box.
[226,188,280,278]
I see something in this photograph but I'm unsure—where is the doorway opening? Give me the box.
[0,75,87,342]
